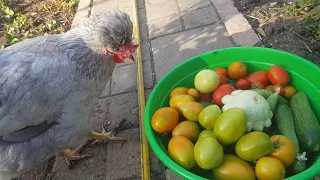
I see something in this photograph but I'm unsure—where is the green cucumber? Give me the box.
[290,92,320,152]
[274,103,300,152]
[252,89,288,104]
[267,92,279,113]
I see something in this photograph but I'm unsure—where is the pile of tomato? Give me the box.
[149,61,312,180]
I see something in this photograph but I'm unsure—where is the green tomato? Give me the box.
[198,129,215,139]
[194,137,224,170]
[235,131,273,161]
[199,105,221,130]
[194,69,220,93]
[213,108,247,145]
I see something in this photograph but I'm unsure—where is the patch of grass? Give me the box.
[283,0,320,40]
[0,0,79,49]
[283,0,318,15]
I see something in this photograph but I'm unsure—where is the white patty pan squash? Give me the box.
[221,90,272,132]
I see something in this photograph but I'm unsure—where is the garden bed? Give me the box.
[0,0,79,49]
[233,0,320,65]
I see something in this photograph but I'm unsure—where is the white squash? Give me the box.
[221,90,272,132]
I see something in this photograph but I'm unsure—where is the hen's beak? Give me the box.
[128,55,135,63]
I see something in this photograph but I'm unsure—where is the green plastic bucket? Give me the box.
[144,47,320,180]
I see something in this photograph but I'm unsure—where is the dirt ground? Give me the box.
[233,0,320,66]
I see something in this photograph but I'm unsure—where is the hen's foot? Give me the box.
[90,117,127,145]
[60,139,93,169]
[61,117,126,169]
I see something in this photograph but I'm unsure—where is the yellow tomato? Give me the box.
[169,87,189,99]
[269,135,296,167]
[168,136,196,170]
[255,157,286,180]
[213,154,256,180]
[188,88,201,101]
[172,121,201,142]
[169,94,195,113]
[179,102,204,121]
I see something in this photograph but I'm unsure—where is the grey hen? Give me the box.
[0,10,138,180]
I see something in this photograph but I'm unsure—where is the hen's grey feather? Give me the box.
[0,10,134,179]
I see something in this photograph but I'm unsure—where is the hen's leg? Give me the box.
[90,117,126,144]
[61,139,93,169]
[61,118,126,169]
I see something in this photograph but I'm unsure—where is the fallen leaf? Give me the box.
[297,11,307,15]
[255,28,267,37]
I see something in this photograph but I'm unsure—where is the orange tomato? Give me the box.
[214,68,228,77]
[228,62,248,80]
[151,107,179,134]
[187,88,201,101]
[255,157,286,180]
[273,85,285,96]
[168,136,196,170]
[200,93,212,102]
[169,87,189,99]
[267,66,290,86]
[283,86,297,99]
[265,85,274,92]
[269,135,296,167]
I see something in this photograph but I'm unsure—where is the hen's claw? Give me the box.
[60,118,126,169]
[91,117,127,145]
[61,139,93,169]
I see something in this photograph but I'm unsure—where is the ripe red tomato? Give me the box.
[273,85,285,95]
[267,66,290,86]
[236,79,251,90]
[200,93,212,102]
[246,71,269,86]
[212,84,235,107]
[214,68,228,77]
[219,75,228,85]
[251,82,265,89]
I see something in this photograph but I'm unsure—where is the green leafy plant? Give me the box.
[283,0,318,15]
[1,0,79,48]
[4,32,21,45]
[283,0,320,40]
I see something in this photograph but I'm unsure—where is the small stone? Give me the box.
[130,107,139,114]
[269,2,277,7]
